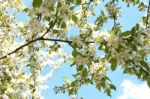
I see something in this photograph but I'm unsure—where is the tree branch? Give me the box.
[0,37,41,59]
[0,37,95,60]
[86,0,93,10]
[41,38,95,44]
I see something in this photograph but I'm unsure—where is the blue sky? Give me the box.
[21,0,150,99]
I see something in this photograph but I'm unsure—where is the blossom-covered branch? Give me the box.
[0,37,95,60]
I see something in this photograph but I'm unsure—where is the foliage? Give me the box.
[0,0,150,98]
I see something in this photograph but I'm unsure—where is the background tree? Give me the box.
[0,0,150,98]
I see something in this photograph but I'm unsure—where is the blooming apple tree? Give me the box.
[0,0,150,99]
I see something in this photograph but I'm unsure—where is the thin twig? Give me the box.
[40,28,50,38]
[41,15,58,38]
[146,0,150,28]
[112,0,116,28]
[86,0,93,11]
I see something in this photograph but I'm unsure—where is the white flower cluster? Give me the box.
[71,36,83,47]
[28,19,44,34]
[75,55,89,66]
[39,0,57,17]
[93,31,111,43]
[92,24,150,68]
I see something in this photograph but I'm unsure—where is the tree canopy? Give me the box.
[0,0,150,98]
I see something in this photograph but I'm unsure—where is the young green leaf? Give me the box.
[72,49,78,58]
[105,89,111,97]
[32,0,42,8]
[140,61,149,70]
[109,84,116,91]
[120,31,131,37]
[77,65,83,71]
[81,68,88,78]
[110,58,117,71]
[76,0,81,5]
[147,79,150,88]
[72,15,78,22]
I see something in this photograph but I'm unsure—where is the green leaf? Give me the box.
[131,24,139,33]
[110,58,117,71]
[29,84,34,89]
[69,89,74,95]
[121,31,131,37]
[86,78,93,84]
[57,2,62,9]
[105,89,111,97]
[72,73,80,78]
[77,65,83,71]
[109,84,116,91]
[132,45,137,51]
[61,22,66,28]
[123,68,131,74]
[71,43,77,49]
[72,14,78,22]
[72,49,78,58]
[140,61,149,70]
[69,0,81,5]
[70,82,75,87]
[101,82,106,88]
[64,77,70,83]
[23,8,29,12]
[70,61,76,67]
[105,76,111,82]
[96,83,101,91]
[52,29,59,33]
[81,68,88,78]
[76,0,81,5]
[141,69,147,77]
[32,0,42,8]
[147,79,150,88]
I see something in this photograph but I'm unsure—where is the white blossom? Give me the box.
[71,36,83,47]
[1,95,9,99]
[28,19,44,34]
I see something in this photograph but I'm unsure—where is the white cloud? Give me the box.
[117,80,150,99]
